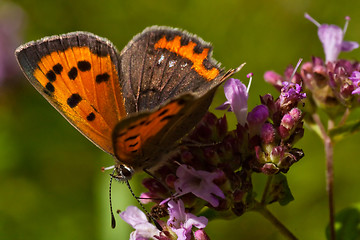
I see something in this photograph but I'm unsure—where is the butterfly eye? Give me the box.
[116,164,134,181]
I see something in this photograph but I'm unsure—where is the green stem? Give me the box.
[326,120,335,240]
[261,175,273,204]
[312,113,336,240]
[338,108,350,126]
[254,202,298,240]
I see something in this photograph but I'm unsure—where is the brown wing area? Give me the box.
[16,33,126,155]
[119,26,226,112]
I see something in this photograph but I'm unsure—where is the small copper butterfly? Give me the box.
[15,26,239,181]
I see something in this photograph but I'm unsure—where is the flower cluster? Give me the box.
[119,74,306,239]
[261,13,360,240]
[265,14,360,119]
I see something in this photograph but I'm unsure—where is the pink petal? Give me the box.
[352,88,360,95]
[318,24,343,62]
[120,206,148,228]
[223,78,248,125]
[215,101,230,110]
[174,165,225,207]
[341,41,359,52]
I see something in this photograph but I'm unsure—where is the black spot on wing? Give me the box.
[158,109,169,117]
[129,142,138,147]
[124,135,139,142]
[45,82,55,93]
[96,73,110,83]
[180,36,190,46]
[67,93,82,108]
[160,114,176,122]
[52,63,63,74]
[203,58,217,71]
[128,125,137,130]
[193,44,204,54]
[68,67,78,80]
[46,70,56,82]
[86,112,95,121]
[77,60,91,71]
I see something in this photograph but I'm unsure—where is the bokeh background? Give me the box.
[1,0,360,239]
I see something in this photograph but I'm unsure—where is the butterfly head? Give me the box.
[113,164,135,181]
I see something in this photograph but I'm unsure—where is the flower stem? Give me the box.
[326,120,335,240]
[338,108,350,126]
[312,113,336,240]
[261,175,273,204]
[254,201,298,240]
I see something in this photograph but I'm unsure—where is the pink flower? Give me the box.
[174,164,225,207]
[349,71,360,95]
[305,13,359,62]
[216,78,248,125]
[167,200,208,240]
[279,82,306,108]
[119,206,160,240]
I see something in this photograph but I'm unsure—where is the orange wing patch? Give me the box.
[33,46,126,154]
[154,35,219,81]
[113,99,185,162]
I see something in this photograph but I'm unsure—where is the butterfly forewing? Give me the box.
[15,32,127,155]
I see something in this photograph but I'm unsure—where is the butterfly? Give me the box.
[15,26,240,182]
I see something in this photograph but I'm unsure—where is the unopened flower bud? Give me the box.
[261,123,276,144]
[281,113,295,130]
[247,105,269,135]
[194,229,210,240]
[289,108,302,122]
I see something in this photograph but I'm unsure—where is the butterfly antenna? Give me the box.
[125,180,163,231]
[109,169,116,228]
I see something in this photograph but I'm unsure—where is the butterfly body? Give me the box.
[16,26,238,180]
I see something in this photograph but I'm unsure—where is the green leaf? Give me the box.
[326,204,360,240]
[263,173,294,206]
[329,119,360,142]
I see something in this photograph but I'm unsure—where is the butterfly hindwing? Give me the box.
[112,85,220,172]
[15,32,127,155]
[119,26,227,113]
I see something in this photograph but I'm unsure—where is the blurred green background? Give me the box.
[1,0,360,239]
